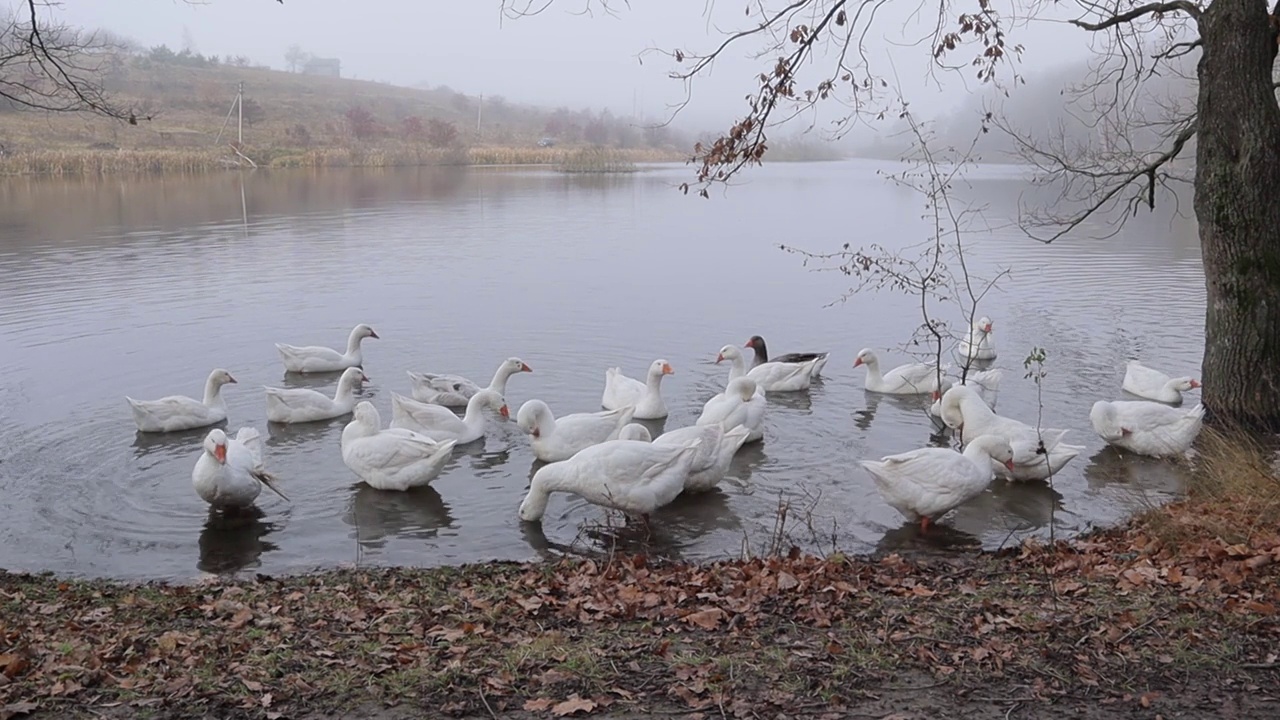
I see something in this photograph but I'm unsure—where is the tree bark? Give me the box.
[1194,0,1280,428]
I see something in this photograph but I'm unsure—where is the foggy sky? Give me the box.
[42,0,1092,132]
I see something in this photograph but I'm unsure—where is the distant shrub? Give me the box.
[344,106,378,141]
[425,119,458,148]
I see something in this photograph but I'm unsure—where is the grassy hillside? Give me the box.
[0,49,686,175]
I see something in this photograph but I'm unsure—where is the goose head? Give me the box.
[852,348,876,368]
[203,428,229,464]
[649,359,675,378]
[715,345,742,364]
[516,399,550,438]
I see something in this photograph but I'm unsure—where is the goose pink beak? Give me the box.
[520,363,533,373]
[1190,379,1201,388]
[1004,459,1015,471]
[214,444,227,464]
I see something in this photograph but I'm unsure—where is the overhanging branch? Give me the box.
[1071,1,1203,32]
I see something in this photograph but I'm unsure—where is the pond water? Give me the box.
[0,161,1205,581]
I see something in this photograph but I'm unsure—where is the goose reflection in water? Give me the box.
[517,486,746,562]
[132,425,219,461]
[342,483,455,550]
[1083,446,1192,499]
[854,390,932,432]
[265,417,348,450]
[875,520,981,554]
[197,506,278,575]
[947,478,1071,540]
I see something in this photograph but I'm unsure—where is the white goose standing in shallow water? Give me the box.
[938,385,1084,481]
[653,423,752,493]
[929,368,1002,417]
[1122,361,1200,404]
[264,367,367,423]
[853,348,948,395]
[389,389,508,444]
[860,434,1014,532]
[516,399,636,463]
[518,438,702,523]
[276,323,379,373]
[407,357,532,408]
[192,427,289,510]
[717,344,817,393]
[127,368,237,433]
[1089,400,1205,458]
[957,316,997,361]
[744,335,830,379]
[697,376,766,443]
[601,359,674,420]
[341,402,458,491]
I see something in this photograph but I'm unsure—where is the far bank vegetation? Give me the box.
[0,40,688,176]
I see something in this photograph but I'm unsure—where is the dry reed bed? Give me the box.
[0,145,685,176]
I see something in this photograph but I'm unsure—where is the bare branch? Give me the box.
[1070,1,1202,32]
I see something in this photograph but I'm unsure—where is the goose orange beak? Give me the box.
[1190,379,1201,388]
[714,354,724,364]
[662,363,674,375]
[853,358,864,368]
[214,444,227,464]
[743,340,752,348]
[500,405,510,419]
[521,362,533,373]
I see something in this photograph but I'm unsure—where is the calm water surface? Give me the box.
[0,162,1205,580]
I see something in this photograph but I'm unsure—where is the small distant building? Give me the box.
[302,57,341,78]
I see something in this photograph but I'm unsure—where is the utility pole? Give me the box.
[476,93,484,137]
[237,82,244,145]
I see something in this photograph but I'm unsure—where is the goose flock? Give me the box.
[124,317,1206,534]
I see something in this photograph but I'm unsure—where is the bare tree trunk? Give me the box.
[1194,0,1280,427]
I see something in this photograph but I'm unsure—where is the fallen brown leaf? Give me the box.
[524,698,554,711]
[683,607,726,630]
[552,694,597,716]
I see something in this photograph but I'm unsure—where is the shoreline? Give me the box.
[2,500,1277,719]
[0,145,690,178]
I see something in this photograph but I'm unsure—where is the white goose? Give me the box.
[697,376,766,443]
[860,434,1014,532]
[717,344,817,393]
[929,368,1002,417]
[854,348,948,395]
[601,359,674,420]
[127,368,237,433]
[617,423,653,441]
[654,423,752,493]
[389,390,508,444]
[341,402,458,491]
[938,385,1084,481]
[276,324,379,373]
[957,316,997,361]
[407,357,532,408]
[745,335,830,379]
[264,367,367,424]
[517,439,702,522]
[516,399,636,463]
[1089,400,1205,458]
[1122,361,1200,404]
[192,427,288,509]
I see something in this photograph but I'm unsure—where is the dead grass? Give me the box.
[556,147,640,174]
[0,61,685,176]
[1136,425,1280,546]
